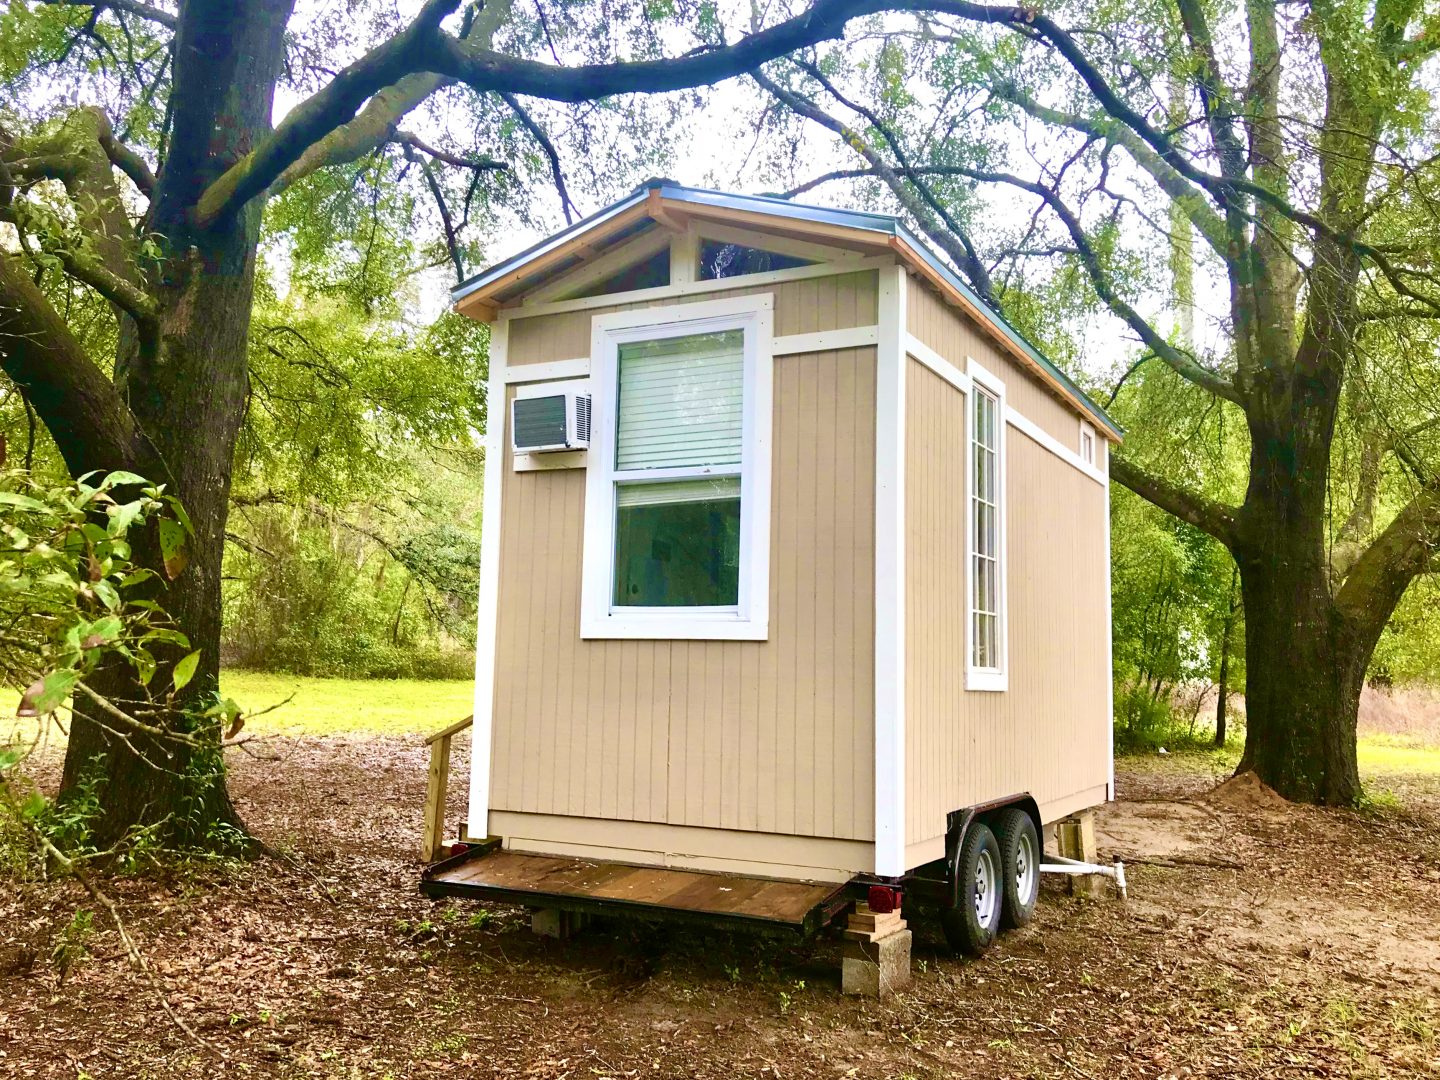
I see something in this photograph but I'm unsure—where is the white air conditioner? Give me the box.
[511,389,591,454]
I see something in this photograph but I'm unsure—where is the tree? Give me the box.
[744,0,1440,803]
[0,0,921,845]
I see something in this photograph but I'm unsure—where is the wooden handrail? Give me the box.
[421,714,474,862]
[424,713,474,745]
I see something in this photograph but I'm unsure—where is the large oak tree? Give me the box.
[3,0,1437,844]
[745,0,1440,803]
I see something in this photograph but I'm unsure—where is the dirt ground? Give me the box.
[2,733,1439,1079]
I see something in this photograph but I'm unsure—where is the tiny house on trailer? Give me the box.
[422,179,1121,959]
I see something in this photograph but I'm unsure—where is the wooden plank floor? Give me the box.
[431,850,843,925]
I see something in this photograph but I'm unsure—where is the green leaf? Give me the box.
[118,568,156,589]
[98,470,149,490]
[0,491,46,512]
[158,517,188,579]
[172,650,200,693]
[91,579,120,611]
[19,668,79,715]
[107,499,146,537]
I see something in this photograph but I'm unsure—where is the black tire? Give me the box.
[993,808,1041,930]
[939,822,1003,957]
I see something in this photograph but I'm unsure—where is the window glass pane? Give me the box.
[617,330,743,470]
[614,478,741,607]
[699,241,812,279]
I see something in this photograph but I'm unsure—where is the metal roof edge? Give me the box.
[453,180,1121,439]
[450,188,649,304]
[894,222,1123,439]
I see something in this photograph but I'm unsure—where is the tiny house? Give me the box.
[426,180,1120,954]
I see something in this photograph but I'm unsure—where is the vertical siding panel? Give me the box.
[491,271,888,847]
[813,351,839,836]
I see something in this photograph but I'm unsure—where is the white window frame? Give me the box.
[966,357,1008,692]
[580,293,773,640]
[1079,419,1097,466]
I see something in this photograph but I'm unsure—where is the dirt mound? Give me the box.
[1202,769,1290,812]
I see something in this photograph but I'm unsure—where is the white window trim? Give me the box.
[1079,419,1097,466]
[966,357,1009,692]
[580,293,773,640]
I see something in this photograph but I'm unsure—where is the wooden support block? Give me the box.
[842,927,912,997]
[844,903,904,937]
[1056,810,1106,899]
[530,908,589,940]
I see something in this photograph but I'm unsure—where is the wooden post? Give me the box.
[420,715,473,862]
[1056,811,1105,899]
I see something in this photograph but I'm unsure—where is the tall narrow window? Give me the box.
[1079,420,1096,466]
[582,295,773,640]
[967,360,1007,690]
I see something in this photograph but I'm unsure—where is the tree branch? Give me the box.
[1335,481,1440,637]
[94,111,156,197]
[37,0,177,31]
[787,57,997,301]
[755,70,997,302]
[1111,454,1240,546]
[497,92,576,224]
[403,144,466,282]
[0,251,146,476]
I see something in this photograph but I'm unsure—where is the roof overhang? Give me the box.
[453,180,1122,441]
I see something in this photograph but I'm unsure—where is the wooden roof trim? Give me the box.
[888,235,1121,443]
[454,200,653,319]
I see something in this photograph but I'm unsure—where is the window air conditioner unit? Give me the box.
[512,390,591,454]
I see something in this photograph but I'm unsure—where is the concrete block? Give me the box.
[841,928,912,997]
[530,908,589,939]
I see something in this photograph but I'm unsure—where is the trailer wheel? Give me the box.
[940,821,1003,956]
[993,808,1040,929]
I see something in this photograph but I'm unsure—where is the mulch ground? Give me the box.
[2,733,1438,1079]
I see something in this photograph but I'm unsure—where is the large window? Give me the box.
[967,360,1007,690]
[581,295,772,639]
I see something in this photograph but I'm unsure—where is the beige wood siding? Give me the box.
[489,338,878,848]
[508,270,879,365]
[907,282,1100,465]
[904,358,1110,851]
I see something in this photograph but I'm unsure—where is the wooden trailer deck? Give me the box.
[421,846,850,936]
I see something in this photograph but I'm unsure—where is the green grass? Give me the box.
[221,671,474,738]
[1357,737,1440,777]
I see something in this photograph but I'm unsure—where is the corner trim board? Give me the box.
[468,319,509,838]
[874,264,907,878]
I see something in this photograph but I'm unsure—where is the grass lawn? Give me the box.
[221,670,474,738]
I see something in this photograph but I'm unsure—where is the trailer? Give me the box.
[423,179,1121,977]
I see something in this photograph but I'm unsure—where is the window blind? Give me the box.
[616,330,743,470]
[616,476,741,508]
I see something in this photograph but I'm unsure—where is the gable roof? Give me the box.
[453,179,1121,440]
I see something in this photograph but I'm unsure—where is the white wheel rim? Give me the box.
[974,847,999,928]
[1015,831,1037,904]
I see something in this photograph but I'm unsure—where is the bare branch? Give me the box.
[37,0,176,31]
[497,92,576,224]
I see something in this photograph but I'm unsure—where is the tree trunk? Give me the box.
[1214,566,1237,748]
[1234,538,1362,804]
[58,0,295,849]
